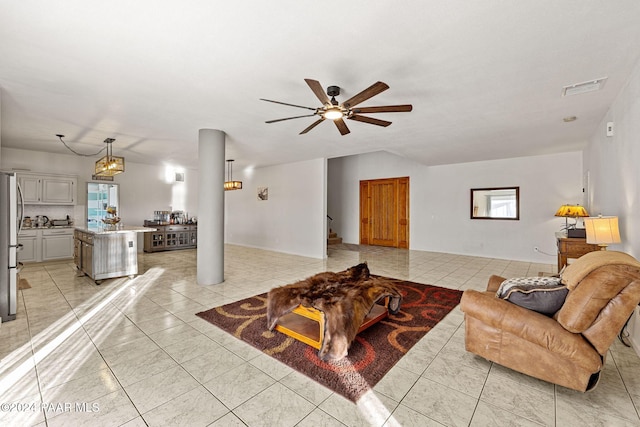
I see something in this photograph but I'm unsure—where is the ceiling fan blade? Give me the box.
[348,115,392,127]
[304,79,331,106]
[351,104,413,114]
[266,113,318,124]
[300,118,325,134]
[334,118,351,135]
[260,98,317,111]
[341,81,389,109]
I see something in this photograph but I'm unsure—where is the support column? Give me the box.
[197,129,225,285]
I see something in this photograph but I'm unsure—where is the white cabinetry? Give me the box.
[18,228,74,262]
[17,173,77,205]
[42,177,75,204]
[42,229,74,261]
[18,175,41,204]
[18,230,39,263]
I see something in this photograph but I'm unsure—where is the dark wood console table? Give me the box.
[556,236,599,272]
[143,224,197,252]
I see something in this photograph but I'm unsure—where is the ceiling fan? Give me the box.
[261,79,413,136]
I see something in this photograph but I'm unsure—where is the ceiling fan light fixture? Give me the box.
[323,108,344,120]
[262,79,412,135]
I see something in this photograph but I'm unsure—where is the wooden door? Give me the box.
[359,181,371,245]
[359,177,409,248]
[397,177,409,249]
[370,179,397,246]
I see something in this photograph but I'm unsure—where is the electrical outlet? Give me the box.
[534,246,539,252]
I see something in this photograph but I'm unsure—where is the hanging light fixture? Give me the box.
[95,138,125,176]
[224,159,242,191]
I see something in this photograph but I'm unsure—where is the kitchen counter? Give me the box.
[75,225,156,235]
[21,225,74,232]
[73,226,155,284]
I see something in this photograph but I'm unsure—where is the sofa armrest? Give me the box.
[486,275,506,293]
[460,290,601,367]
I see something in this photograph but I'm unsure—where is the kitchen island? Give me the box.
[74,225,156,284]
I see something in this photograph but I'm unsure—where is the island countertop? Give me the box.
[74,225,157,235]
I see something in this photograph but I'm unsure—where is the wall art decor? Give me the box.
[258,186,268,201]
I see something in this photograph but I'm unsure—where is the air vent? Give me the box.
[562,77,607,97]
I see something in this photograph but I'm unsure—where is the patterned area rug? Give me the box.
[196,277,462,402]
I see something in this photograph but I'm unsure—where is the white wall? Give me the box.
[0,88,2,163]
[2,147,328,259]
[328,150,584,263]
[225,158,326,259]
[584,56,640,353]
[0,147,199,247]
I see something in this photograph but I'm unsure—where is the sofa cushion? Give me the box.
[497,276,569,315]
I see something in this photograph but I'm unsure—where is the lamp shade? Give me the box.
[584,215,621,248]
[554,204,589,217]
[95,155,125,176]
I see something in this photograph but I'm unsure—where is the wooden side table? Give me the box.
[556,236,600,272]
[273,298,390,350]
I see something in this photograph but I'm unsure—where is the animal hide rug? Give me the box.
[266,263,402,361]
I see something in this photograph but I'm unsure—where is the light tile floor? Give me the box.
[1,244,639,426]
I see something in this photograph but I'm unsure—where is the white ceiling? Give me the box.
[2,1,640,172]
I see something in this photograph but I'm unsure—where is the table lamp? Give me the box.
[584,215,621,250]
[555,204,589,231]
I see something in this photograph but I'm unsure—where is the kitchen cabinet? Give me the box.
[73,236,81,267]
[74,226,154,284]
[42,228,74,261]
[166,225,192,249]
[42,177,76,204]
[143,224,197,252]
[79,233,94,279]
[145,231,165,251]
[18,228,74,262]
[17,173,77,205]
[18,229,38,263]
[18,175,41,203]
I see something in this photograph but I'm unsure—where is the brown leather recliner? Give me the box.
[460,250,640,391]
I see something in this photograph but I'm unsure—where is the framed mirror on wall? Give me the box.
[471,187,519,220]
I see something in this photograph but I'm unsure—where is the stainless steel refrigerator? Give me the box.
[1,172,23,323]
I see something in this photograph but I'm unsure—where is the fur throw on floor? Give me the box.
[266,263,402,361]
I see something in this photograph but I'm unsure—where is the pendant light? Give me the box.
[224,159,242,191]
[95,138,125,176]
